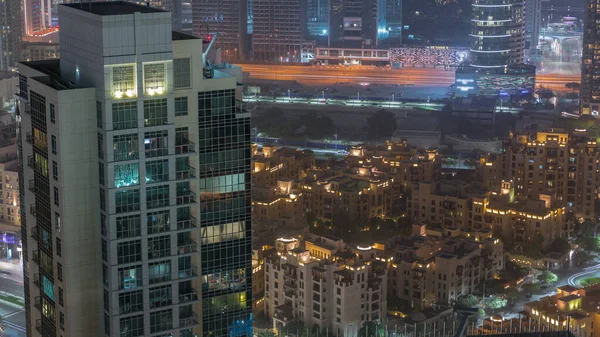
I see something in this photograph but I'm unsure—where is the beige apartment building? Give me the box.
[479,129,600,219]
[524,284,600,337]
[0,142,19,225]
[385,224,503,308]
[409,179,571,249]
[264,236,388,337]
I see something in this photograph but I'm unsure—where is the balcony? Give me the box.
[26,132,33,144]
[33,273,40,287]
[177,240,198,255]
[28,179,35,193]
[27,156,35,169]
[176,166,196,180]
[178,288,199,303]
[175,140,196,155]
[179,315,198,328]
[32,250,39,263]
[177,216,197,230]
[178,265,198,279]
[35,319,42,334]
[176,190,196,205]
[31,226,39,241]
[34,296,41,311]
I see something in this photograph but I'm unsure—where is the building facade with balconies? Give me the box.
[264,236,388,337]
[16,2,251,337]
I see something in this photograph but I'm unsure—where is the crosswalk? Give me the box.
[2,309,26,334]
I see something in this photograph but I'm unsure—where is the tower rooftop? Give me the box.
[61,1,166,16]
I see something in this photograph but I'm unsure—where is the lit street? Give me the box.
[0,259,25,336]
[238,64,580,91]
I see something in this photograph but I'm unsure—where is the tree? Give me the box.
[522,283,541,293]
[455,294,480,308]
[358,321,385,337]
[520,234,544,259]
[549,238,571,255]
[537,270,558,284]
[579,219,597,238]
[565,82,581,92]
[301,113,335,139]
[503,287,520,305]
[366,109,397,140]
[487,297,508,310]
[258,330,277,337]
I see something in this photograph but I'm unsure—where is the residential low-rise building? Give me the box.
[478,129,600,219]
[264,235,388,337]
[385,224,503,308]
[524,284,600,337]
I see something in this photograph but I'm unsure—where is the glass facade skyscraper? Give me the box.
[470,0,525,68]
[16,2,251,337]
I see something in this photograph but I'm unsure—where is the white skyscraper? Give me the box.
[16,2,252,337]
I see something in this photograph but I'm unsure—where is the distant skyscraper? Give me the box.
[251,0,305,61]
[328,0,383,48]
[23,0,52,36]
[306,0,329,38]
[0,0,23,69]
[581,0,600,115]
[524,0,542,49]
[470,0,525,68]
[16,2,251,337]
[192,0,248,60]
[385,0,402,45]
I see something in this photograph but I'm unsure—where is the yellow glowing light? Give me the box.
[114,91,123,99]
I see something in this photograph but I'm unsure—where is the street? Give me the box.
[238,64,580,92]
[0,258,25,336]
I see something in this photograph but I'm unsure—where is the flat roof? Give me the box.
[172,31,198,41]
[61,1,166,16]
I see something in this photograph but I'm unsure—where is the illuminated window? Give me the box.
[202,268,246,291]
[114,163,140,188]
[201,221,246,244]
[118,265,142,290]
[148,260,171,284]
[144,63,166,95]
[112,65,135,98]
[199,174,246,194]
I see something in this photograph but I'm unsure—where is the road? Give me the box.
[0,259,25,336]
[239,64,580,91]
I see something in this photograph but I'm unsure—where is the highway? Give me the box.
[239,64,580,91]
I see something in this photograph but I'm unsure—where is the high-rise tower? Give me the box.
[581,0,600,115]
[0,0,23,69]
[16,2,252,337]
[470,0,525,68]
